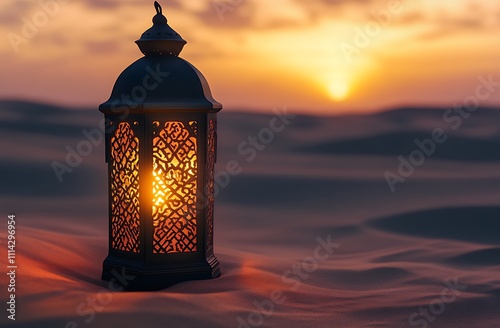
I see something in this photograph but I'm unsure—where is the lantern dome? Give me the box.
[99,56,222,112]
[99,1,221,113]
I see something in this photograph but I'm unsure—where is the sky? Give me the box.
[1,0,500,115]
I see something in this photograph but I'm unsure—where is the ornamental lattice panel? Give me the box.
[206,120,216,250]
[152,121,198,254]
[110,122,141,253]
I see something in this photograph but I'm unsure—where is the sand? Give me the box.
[0,100,499,327]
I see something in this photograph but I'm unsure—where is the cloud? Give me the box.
[186,0,327,31]
[407,4,498,41]
[291,0,377,20]
[193,1,259,29]
[84,0,148,10]
[0,1,44,26]
[84,40,120,54]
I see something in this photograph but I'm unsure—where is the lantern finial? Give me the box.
[135,1,187,56]
[152,1,167,25]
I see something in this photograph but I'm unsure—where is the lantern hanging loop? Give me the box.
[154,1,162,14]
[153,1,167,25]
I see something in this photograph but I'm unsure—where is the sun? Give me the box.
[327,80,350,101]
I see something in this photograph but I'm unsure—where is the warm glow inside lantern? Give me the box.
[99,1,221,290]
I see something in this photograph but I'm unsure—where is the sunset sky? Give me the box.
[1,0,500,114]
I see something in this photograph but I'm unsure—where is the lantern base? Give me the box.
[101,255,221,291]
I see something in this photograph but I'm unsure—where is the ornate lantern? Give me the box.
[99,1,221,290]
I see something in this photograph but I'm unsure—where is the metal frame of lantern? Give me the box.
[99,1,221,290]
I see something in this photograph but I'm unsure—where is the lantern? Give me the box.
[99,1,221,290]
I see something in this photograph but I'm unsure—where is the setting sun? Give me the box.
[328,80,350,101]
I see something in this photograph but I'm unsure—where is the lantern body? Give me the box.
[99,5,221,290]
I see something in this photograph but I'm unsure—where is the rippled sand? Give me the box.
[1,101,499,327]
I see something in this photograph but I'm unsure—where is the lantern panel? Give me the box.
[206,120,216,250]
[110,122,141,253]
[152,121,198,254]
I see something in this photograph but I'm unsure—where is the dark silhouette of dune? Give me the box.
[372,249,429,263]
[0,99,70,115]
[218,175,385,208]
[313,267,413,290]
[448,248,500,267]
[0,100,106,199]
[487,288,500,298]
[371,106,500,122]
[0,161,98,196]
[368,207,500,245]
[300,131,500,161]
[0,100,98,138]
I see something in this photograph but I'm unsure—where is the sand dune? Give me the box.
[369,206,500,245]
[301,132,500,161]
[1,100,499,327]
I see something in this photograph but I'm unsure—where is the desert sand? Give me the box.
[0,100,499,327]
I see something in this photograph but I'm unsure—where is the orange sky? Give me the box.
[1,0,500,114]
